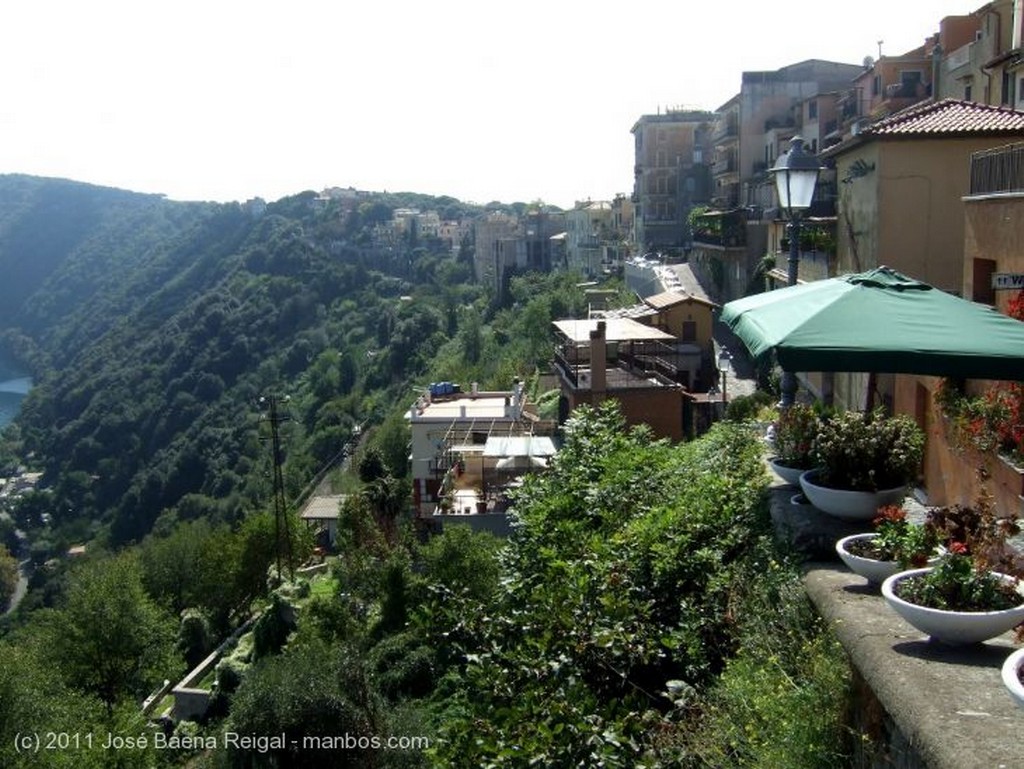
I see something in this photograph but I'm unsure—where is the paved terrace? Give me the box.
[768,475,1023,768]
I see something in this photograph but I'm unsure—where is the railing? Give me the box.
[970,142,1024,195]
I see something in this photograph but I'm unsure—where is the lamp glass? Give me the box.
[774,167,819,212]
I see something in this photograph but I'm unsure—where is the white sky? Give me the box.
[0,0,979,208]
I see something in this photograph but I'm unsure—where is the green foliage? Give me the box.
[814,408,924,491]
[0,545,17,609]
[225,641,386,768]
[35,552,182,708]
[724,390,775,423]
[432,403,775,766]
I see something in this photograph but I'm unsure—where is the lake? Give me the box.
[0,355,32,429]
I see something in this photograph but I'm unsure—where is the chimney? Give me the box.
[589,321,607,393]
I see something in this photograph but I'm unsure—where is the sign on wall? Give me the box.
[992,273,1024,290]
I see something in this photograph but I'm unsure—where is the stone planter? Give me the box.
[799,469,906,521]
[881,567,1024,645]
[836,534,942,587]
[768,457,814,486]
[1001,647,1024,710]
[836,533,902,585]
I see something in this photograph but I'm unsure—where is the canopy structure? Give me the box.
[721,267,1024,381]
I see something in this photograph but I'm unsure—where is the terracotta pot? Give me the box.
[881,567,1024,645]
[799,469,906,521]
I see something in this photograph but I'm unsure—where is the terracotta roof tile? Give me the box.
[865,98,1024,137]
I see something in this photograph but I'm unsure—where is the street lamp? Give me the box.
[718,349,732,414]
[770,136,823,406]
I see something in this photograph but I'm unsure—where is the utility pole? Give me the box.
[260,394,294,581]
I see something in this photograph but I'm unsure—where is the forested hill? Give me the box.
[0,174,504,549]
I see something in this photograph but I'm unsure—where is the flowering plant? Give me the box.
[813,408,924,492]
[770,403,822,469]
[896,486,1024,613]
[894,543,1021,612]
[845,505,937,568]
[935,289,1024,465]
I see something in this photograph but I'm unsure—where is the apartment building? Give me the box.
[631,109,714,255]
[564,200,613,277]
[711,59,864,212]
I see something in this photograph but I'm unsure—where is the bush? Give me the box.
[814,408,924,491]
[725,390,775,423]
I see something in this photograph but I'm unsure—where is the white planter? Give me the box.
[799,469,906,521]
[836,533,901,585]
[1001,648,1024,710]
[881,567,1024,645]
[768,457,813,486]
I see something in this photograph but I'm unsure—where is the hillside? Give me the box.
[0,175,506,549]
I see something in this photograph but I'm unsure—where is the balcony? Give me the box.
[970,141,1024,195]
[712,156,737,175]
[713,119,739,142]
[691,209,747,248]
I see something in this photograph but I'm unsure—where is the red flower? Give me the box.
[949,541,969,555]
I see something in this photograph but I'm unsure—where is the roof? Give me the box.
[867,99,1024,136]
[300,494,346,521]
[824,99,1024,157]
[644,288,717,311]
[483,436,558,458]
[552,318,676,343]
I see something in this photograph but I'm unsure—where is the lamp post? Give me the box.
[718,349,732,415]
[769,136,823,407]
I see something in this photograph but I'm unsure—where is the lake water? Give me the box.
[0,355,32,429]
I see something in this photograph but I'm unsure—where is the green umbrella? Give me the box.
[721,267,1024,380]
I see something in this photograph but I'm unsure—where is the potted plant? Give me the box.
[768,403,822,486]
[836,505,939,585]
[881,497,1024,644]
[800,409,924,520]
[1001,647,1024,709]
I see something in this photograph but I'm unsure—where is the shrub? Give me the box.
[814,409,924,491]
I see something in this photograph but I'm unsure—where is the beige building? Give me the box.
[631,109,715,255]
[825,98,1024,293]
[822,98,1024,411]
[894,140,1024,519]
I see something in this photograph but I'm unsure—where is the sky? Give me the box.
[0,0,981,209]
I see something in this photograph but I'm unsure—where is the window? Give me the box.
[965,83,973,101]
[681,320,697,342]
[808,99,818,119]
[873,75,881,96]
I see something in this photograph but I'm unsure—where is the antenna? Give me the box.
[877,40,884,59]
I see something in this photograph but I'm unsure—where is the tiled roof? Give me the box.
[865,99,1024,137]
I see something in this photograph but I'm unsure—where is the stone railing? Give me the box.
[767,473,1022,768]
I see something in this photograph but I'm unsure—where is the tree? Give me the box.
[226,641,386,768]
[40,553,182,710]
[358,446,387,484]
[0,545,18,610]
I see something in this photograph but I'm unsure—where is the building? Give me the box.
[565,200,613,277]
[823,98,1024,411]
[553,318,692,441]
[631,109,715,255]
[894,139,1024,519]
[407,381,556,533]
[825,98,1024,293]
[711,59,865,212]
